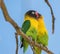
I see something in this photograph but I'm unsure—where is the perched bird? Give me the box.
[20,10,48,54]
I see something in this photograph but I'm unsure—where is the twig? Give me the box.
[15,33,18,54]
[45,0,55,34]
[0,0,1,7]
[0,0,53,54]
[30,37,36,54]
[30,45,35,54]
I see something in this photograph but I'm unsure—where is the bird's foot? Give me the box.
[39,43,48,50]
[28,36,32,43]
[39,43,43,47]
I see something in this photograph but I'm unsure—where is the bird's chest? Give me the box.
[30,19,38,30]
[38,24,47,35]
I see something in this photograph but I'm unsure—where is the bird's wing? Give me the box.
[20,20,31,41]
[20,20,31,52]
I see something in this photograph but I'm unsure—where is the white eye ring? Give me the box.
[32,12,35,14]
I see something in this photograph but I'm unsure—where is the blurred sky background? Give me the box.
[0,0,60,54]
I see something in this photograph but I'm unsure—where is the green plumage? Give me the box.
[26,27,37,41]
[33,32,48,54]
[22,20,30,33]
[20,10,49,54]
[37,32,48,46]
[20,20,30,52]
[20,20,37,53]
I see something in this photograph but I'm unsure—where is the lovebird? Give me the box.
[20,10,48,54]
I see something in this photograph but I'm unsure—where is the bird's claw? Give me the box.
[28,36,32,43]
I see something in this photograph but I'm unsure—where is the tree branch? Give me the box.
[0,0,1,7]
[15,33,18,54]
[45,0,55,34]
[1,0,53,54]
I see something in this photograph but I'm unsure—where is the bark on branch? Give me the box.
[15,33,18,54]
[0,0,53,54]
[0,0,1,7]
[45,0,55,34]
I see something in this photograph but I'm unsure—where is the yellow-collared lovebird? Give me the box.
[20,10,48,54]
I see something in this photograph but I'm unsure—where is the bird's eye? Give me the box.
[31,12,35,15]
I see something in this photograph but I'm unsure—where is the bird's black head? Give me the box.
[25,10,41,19]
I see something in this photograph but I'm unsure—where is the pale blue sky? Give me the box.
[0,0,60,54]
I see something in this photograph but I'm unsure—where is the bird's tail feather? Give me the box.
[23,41,29,53]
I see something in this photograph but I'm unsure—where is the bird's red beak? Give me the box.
[35,12,39,18]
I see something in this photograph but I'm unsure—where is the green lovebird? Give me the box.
[20,10,48,54]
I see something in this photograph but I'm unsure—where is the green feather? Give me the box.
[20,20,30,40]
[26,27,37,40]
[20,20,38,53]
[20,20,31,53]
[22,20,30,33]
[37,32,48,46]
